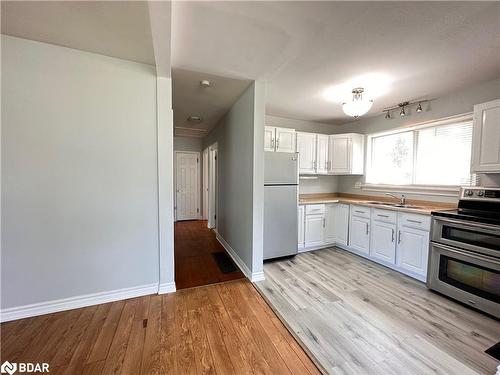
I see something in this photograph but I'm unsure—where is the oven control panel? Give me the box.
[460,187,500,200]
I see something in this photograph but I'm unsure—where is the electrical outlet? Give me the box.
[354,181,362,189]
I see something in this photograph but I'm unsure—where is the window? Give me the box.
[366,117,475,188]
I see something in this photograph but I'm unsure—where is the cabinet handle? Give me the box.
[323,218,326,228]
[377,214,389,218]
[398,230,402,244]
[407,219,422,224]
[271,138,275,148]
[276,137,280,149]
[391,228,395,242]
[366,222,369,235]
[355,210,364,214]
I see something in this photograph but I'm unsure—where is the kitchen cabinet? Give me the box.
[305,214,325,247]
[325,203,349,245]
[370,221,396,263]
[298,205,305,249]
[296,132,317,174]
[316,134,329,174]
[328,133,365,175]
[396,226,429,276]
[471,99,500,173]
[349,215,370,254]
[265,126,296,153]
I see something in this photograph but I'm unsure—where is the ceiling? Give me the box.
[1,1,155,65]
[172,1,500,124]
[172,69,251,137]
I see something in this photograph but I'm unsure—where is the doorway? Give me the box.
[174,142,244,289]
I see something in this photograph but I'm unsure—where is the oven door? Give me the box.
[431,217,500,258]
[427,242,500,318]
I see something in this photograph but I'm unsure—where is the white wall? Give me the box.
[1,36,160,309]
[203,82,265,278]
[334,77,500,201]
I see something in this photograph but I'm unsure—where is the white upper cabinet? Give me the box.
[265,126,295,153]
[316,134,329,174]
[328,133,365,175]
[275,127,296,153]
[296,132,317,174]
[471,99,500,173]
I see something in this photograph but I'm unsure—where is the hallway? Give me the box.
[174,220,245,289]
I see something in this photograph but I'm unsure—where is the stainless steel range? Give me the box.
[428,187,500,318]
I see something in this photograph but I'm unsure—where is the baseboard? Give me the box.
[158,282,176,294]
[0,283,159,323]
[215,232,265,282]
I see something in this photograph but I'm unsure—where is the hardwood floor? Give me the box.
[256,247,500,375]
[174,220,244,289]
[0,279,320,375]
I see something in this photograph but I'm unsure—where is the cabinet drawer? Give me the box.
[351,205,370,218]
[399,212,431,231]
[372,209,397,224]
[306,204,325,215]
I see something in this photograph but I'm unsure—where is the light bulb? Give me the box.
[400,107,406,117]
[416,102,423,112]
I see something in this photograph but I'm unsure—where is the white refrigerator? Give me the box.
[263,152,299,260]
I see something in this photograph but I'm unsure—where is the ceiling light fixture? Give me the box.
[342,88,373,118]
[187,115,203,123]
[382,99,432,120]
[416,102,423,112]
[385,110,391,119]
[200,80,211,88]
[400,104,406,117]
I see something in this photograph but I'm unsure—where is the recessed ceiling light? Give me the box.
[187,115,203,123]
[200,80,211,88]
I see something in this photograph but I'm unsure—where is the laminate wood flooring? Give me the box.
[1,279,320,375]
[175,220,244,289]
[255,247,500,375]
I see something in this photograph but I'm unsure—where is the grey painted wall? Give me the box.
[299,176,339,194]
[266,115,335,134]
[334,77,500,202]
[203,82,264,274]
[1,36,159,309]
[173,136,204,219]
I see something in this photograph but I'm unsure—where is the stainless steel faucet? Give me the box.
[385,192,406,205]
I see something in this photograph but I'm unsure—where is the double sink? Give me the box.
[366,201,425,209]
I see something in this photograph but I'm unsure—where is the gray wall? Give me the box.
[1,36,159,309]
[299,176,339,194]
[203,82,264,274]
[266,114,335,134]
[173,136,204,219]
[335,77,500,202]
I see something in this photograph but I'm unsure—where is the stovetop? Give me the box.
[432,208,500,226]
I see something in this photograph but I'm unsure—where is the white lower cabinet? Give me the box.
[324,204,336,243]
[349,215,370,254]
[334,204,349,246]
[305,214,325,247]
[370,221,396,263]
[298,205,305,249]
[396,226,429,276]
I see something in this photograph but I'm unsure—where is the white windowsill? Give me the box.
[360,184,461,197]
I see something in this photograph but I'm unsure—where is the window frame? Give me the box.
[362,113,474,197]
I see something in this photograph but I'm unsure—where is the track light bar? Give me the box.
[382,99,433,119]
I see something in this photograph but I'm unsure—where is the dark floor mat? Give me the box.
[485,341,500,361]
[212,252,238,273]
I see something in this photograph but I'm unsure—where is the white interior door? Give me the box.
[202,148,209,220]
[175,152,199,221]
[208,144,218,229]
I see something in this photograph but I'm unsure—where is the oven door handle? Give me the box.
[431,242,500,266]
[433,216,500,234]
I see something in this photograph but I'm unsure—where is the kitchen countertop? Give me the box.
[298,193,457,215]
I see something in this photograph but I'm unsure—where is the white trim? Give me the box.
[0,283,158,323]
[158,282,176,294]
[215,232,265,282]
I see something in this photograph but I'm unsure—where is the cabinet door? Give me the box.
[471,99,500,173]
[298,206,305,249]
[276,127,296,153]
[396,227,430,276]
[334,204,349,246]
[329,135,351,174]
[297,132,317,174]
[370,221,396,263]
[305,214,325,247]
[316,134,329,174]
[324,204,336,243]
[264,126,276,152]
[349,216,370,254]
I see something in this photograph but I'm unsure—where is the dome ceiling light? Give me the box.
[342,88,373,118]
